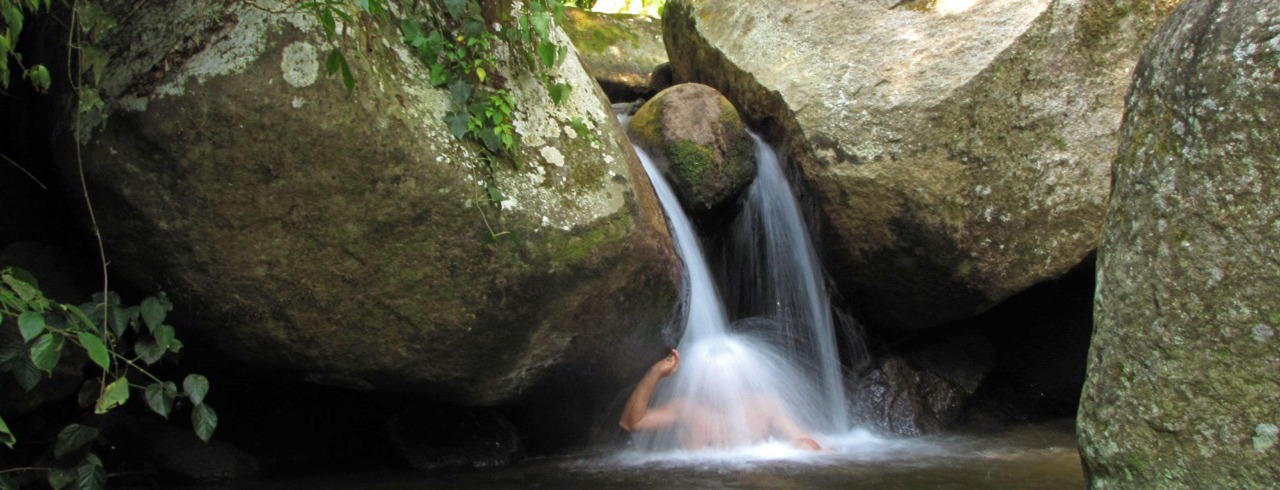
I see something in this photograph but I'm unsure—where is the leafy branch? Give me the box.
[0,267,217,490]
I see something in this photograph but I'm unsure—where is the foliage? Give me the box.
[298,0,581,210]
[0,0,53,93]
[0,267,216,490]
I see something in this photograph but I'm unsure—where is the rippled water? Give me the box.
[181,421,1083,490]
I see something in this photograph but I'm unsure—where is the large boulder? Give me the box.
[1078,0,1280,487]
[561,8,670,101]
[58,0,679,406]
[664,0,1181,331]
[627,83,756,220]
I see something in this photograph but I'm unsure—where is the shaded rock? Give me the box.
[850,356,967,436]
[56,0,678,407]
[561,8,669,101]
[1077,0,1280,487]
[99,414,259,481]
[664,0,1182,331]
[627,83,757,220]
[386,405,520,470]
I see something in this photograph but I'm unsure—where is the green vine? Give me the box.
[0,268,216,490]
[297,0,577,210]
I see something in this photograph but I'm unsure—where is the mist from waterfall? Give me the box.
[624,115,853,451]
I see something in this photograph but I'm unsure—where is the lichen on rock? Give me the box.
[1077,0,1280,487]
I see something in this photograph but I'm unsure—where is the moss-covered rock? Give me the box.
[664,0,1181,331]
[1077,0,1280,487]
[627,83,756,220]
[560,8,669,101]
[56,0,679,407]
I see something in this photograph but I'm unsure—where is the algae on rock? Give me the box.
[58,0,679,406]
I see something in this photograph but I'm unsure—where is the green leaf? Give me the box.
[319,8,336,38]
[2,4,24,45]
[530,12,551,41]
[168,337,184,354]
[77,332,110,370]
[68,302,100,332]
[144,382,177,419]
[548,82,571,105]
[184,374,210,405]
[0,474,16,490]
[153,324,175,349]
[78,86,104,114]
[18,311,45,341]
[192,403,218,442]
[79,47,109,87]
[54,424,100,459]
[537,41,557,69]
[429,63,449,87]
[77,379,100,409]
[47,467,74,490]
[326,49,354,94]
[444,111,470,140]
[140,296,165,332]
[24,64,50,93]
[449,80,473,106]
[0,413,14,449]
[400,19,423,45]
[487,184,504,205]
[443,0,467,19]
[134,337,165,365]
[2,268,41,303]
[107,304,128,338]
[95,376,129,414]
[76,455,106,490]
[31,333,65,373]
[0,341,41,391]
[461,17,485,38]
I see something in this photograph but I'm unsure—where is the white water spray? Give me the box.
[624,115,852,451]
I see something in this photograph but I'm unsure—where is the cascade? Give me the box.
[624,115,854,450]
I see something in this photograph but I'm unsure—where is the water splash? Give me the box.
[626,121,852,452]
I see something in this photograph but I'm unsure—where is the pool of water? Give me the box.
[180,421,1083,489]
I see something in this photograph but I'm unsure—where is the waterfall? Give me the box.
[624,116,852,450]
[725,135,849,432]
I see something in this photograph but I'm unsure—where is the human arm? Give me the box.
[619,349,681,432]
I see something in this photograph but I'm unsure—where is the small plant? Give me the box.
[0,267,215,490]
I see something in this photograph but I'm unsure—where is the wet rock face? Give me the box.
[627,83,757,221]
[61,0,678,406]
[1077,0,1280,487]
[561,8,670,101]
[663,0,1181,332]
[850,356,971,436]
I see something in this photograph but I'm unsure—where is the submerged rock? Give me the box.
[57,0,678,407]
[627,83,757,221]
[1078,0,1280,487]
[664,0,1181,331]
[561,8,670,101]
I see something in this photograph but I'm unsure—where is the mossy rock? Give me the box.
[664,0,1182,331]
[627,83,757,221]
[53,0,679,408]
[1078,0,1280,487]
[560,8,669,101]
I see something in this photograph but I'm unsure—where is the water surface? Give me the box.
[184,421,1083,490]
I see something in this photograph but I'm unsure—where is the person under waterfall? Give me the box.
[618,348,824,451]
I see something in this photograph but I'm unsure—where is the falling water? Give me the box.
[624,115,850,451]
[724,135,849,432]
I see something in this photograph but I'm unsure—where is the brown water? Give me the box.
[181,421,1083,490]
